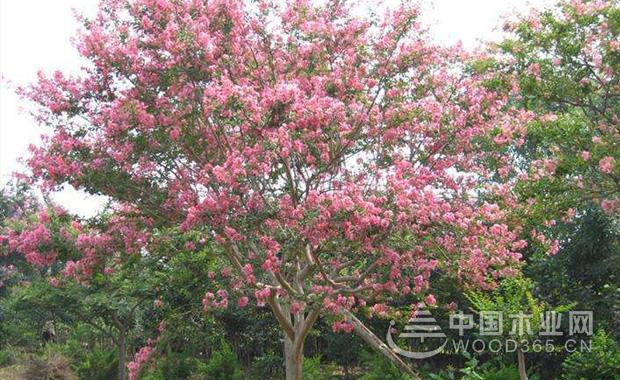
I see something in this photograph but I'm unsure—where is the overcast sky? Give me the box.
[0,0,550,216]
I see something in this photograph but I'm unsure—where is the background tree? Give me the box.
[0,182,39,293]
[496,0,620,219]
[491,0,620,336]
[471,0,620,377]
[0,207,163,380]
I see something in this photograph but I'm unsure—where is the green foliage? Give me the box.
[527,207,620,334]
[457,353,486,380]
[495,0,620,223]
[143,351,198,380]
[193,341,244,380]
[466,277,545,340]
[251,352,283,379]
[71,348,117,380]
[480,366,520,380]
[0,348,18,367]
[425,352,541,380]
[320,326,365,369]
[561,329,620,380]
[302,355,337,380]
[359,351,409,380]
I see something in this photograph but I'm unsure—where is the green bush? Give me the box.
[0,348,16,367]
[251,351,282,379]
[142,351,198,380]
[302,355,337,380]
[47,326,119,380]
[359,351,409,380]
[561,329,620,380]
[192,341,244,380]
[481,365,520,380]
[72,348,118,380]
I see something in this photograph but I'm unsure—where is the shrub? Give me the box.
[0,365,26,380]
[481,366,520,380]
[192,341,244,380]
[72,348,118,380]
[359,351,409,380]
[0,348,16,367]
[251,351,283,379]
[22,351,78,380]
[143,352,196,380]
[561,329,620,380]
[302,355,337,380]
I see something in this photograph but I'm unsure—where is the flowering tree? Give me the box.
[0,183,39,290]
[0,205,161,380]
[497,0,620,221]
[19,0,530,378]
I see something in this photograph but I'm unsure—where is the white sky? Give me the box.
[0,0,551,216]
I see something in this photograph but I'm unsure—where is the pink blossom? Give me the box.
[128,344,154,380]
[601,198,619,215]
[425,294,437,307]
[255,288,272,307]
[598,156,616,174]
[290,302,302,314]
[237,296,249,308]
[527,63,541,79]
[581,151,591,160]
[332,321,355,333]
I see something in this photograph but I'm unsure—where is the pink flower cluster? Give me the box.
[127,342,154,380]
[598,156,616,174]
[202,289,229,311]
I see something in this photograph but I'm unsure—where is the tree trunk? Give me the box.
[284,334,303,380]
[118,332,127,380]
[340,309,421,380]
[517,347,528,380]
[267,297,320,380]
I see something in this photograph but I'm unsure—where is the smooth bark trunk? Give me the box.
[284,335,303,380]
[268,298,319,380]
[517,347,528,380]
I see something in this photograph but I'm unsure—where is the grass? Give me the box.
[0,364,25,380]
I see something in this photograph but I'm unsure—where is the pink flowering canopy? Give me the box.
[1,205,150,282]
[19,0,530,376]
